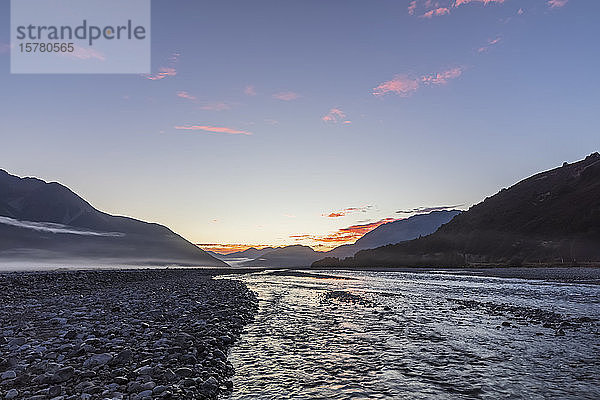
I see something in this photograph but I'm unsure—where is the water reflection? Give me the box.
[224,270,600,400]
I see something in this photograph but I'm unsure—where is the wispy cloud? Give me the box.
[174,125,252,135]
[322,108,350,124]
[273,91,300,101]
[322,205,373,218]
[421,7,450,18]
[0,216,124,237]
[145,67,176,81]
[410,0,505,18]
[408,0,418,15]
[547,0,568,8]
[244,85,257,96]
[478,37,502,53]
[421,67,464,85]
[373,67,463,97]
[373,75,420,97]
[143,52,179,81]
[291,217,399,245]
[396,205,463,214]
[176,91,197,101]
[64,45,106,61]
[454,0,505,6]
[199,102,230,111]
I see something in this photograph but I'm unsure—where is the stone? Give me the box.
[1,370,16,380]
[0,270,258,400]
[175,367,193,377]
[163,369,176,381]
[8,338,26,347]
[141,381,156,391]
[138,389,153,398]
[127,381,144,393]
[134,365,153,376]
[63,330,78,340]
[49,385,62,397]
[152,385,168,395]
[83,353,113,369]
[51,366,75,383]
[112,349,133,366]
[114,376,128,385]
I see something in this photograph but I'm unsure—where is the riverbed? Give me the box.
[224,270,600,399]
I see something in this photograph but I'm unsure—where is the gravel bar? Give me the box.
[0,269,258,400]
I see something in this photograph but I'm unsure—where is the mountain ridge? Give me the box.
[313,153,600,268]
[237,211,461,267]
[0,169,227,267]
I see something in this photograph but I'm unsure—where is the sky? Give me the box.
[1,0,599,252]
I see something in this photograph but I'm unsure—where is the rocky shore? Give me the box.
[0,269,258,400]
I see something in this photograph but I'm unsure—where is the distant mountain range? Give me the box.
[215,247,276,260]
[329,210,461,258]
[213,210,461,268]
[0,169,227,267]
[314,153,600,268]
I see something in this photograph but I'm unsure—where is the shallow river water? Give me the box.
[222,270,600,400]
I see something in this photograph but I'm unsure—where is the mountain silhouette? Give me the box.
[240,245,322,268]
[326,210,461,259]
[313,153,600,268]
[0,169,227,267]
[216,247,276,259]
[239,211,461,267]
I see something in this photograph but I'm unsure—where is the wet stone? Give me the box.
[0,270,258,400]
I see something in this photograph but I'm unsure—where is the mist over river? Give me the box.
[222,270,600,400]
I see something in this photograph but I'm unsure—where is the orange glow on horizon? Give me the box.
[199,217,401,254]
[198,244,273,255]
[290,217,401,246]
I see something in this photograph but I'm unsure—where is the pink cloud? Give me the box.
[421,67,463,85]
[408,0,505,17]
[176,91,197,101]
[145,67,176,81]
[547,0,568,8]
[174,125,252,135]
[421,7,451,18]
[373,75,420,97]
[199,102,231,111]
[478,37,502,53]
[408,0,418,15]
[322,108,348,123]
[374,67,463,97]
[143,52,179,81]
[454,0,505,6]
[273,91,300,101]
[244,85,257,96]
[322,206,372,218]
[292,217,399,245]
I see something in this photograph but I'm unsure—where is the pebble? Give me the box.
[1,370,16,380]
[0,269,258,400]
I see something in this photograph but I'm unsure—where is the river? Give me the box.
[223,270,600,399]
